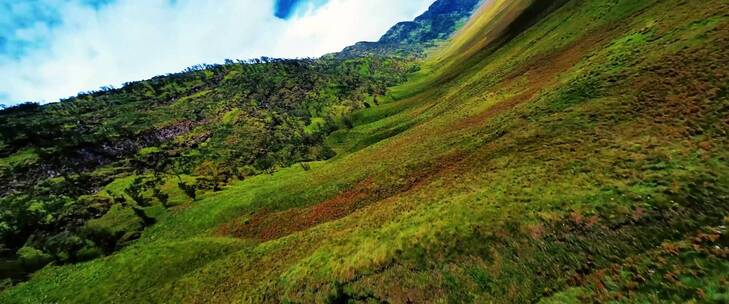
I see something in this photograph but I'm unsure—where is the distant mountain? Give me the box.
[336,0,482,58]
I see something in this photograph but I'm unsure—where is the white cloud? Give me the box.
[0,0,433,105]
[274,0,433,57]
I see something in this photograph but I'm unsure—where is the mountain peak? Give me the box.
[336,0,482,58]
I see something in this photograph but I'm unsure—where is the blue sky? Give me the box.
[0,0,433,105]
[275,0,328,18]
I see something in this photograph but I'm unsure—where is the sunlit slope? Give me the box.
[399,0,570,99]
[432,0,552,75]
[4,0,729,302]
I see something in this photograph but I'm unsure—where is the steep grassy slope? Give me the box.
[3,0,729,302]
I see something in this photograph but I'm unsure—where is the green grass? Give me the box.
[541,223,729,303]
[3,0,729,302]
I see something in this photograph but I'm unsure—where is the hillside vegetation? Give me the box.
[2,0,729,302]
[0,56,417,280]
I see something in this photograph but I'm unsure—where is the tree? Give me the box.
[124,178,149,207]
[106,191,155,228]
[131,207,155,228]
[342,116,354,129]
[178,181,197,201]
[153,188,169,208]
[17,246,53,271]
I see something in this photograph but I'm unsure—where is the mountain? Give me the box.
[2,0,729,302]
[336,0,483,58]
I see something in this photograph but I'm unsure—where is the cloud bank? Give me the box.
[0,0,433,105]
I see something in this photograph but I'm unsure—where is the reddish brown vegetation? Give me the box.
[456,26,615,130]
[217,151,470,241]
[216,178,374,241]
[629,24,729,138]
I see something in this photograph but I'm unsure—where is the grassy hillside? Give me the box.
[3,0,729,302]
[0,56,417,280]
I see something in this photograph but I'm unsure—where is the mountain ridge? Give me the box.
[336,0,483,58]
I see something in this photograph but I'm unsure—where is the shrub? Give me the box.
[153,188,169,207]
[44,232,87,263]
[125,177,149,207]
[178,181,197,201]
[342,116,355,129]
[76,245,103,262]
[83,225,125,254]
[131,207,156,228]
[16,246,53,271]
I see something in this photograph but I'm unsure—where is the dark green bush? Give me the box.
[16,246,52,271]
[178,181,197,201]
